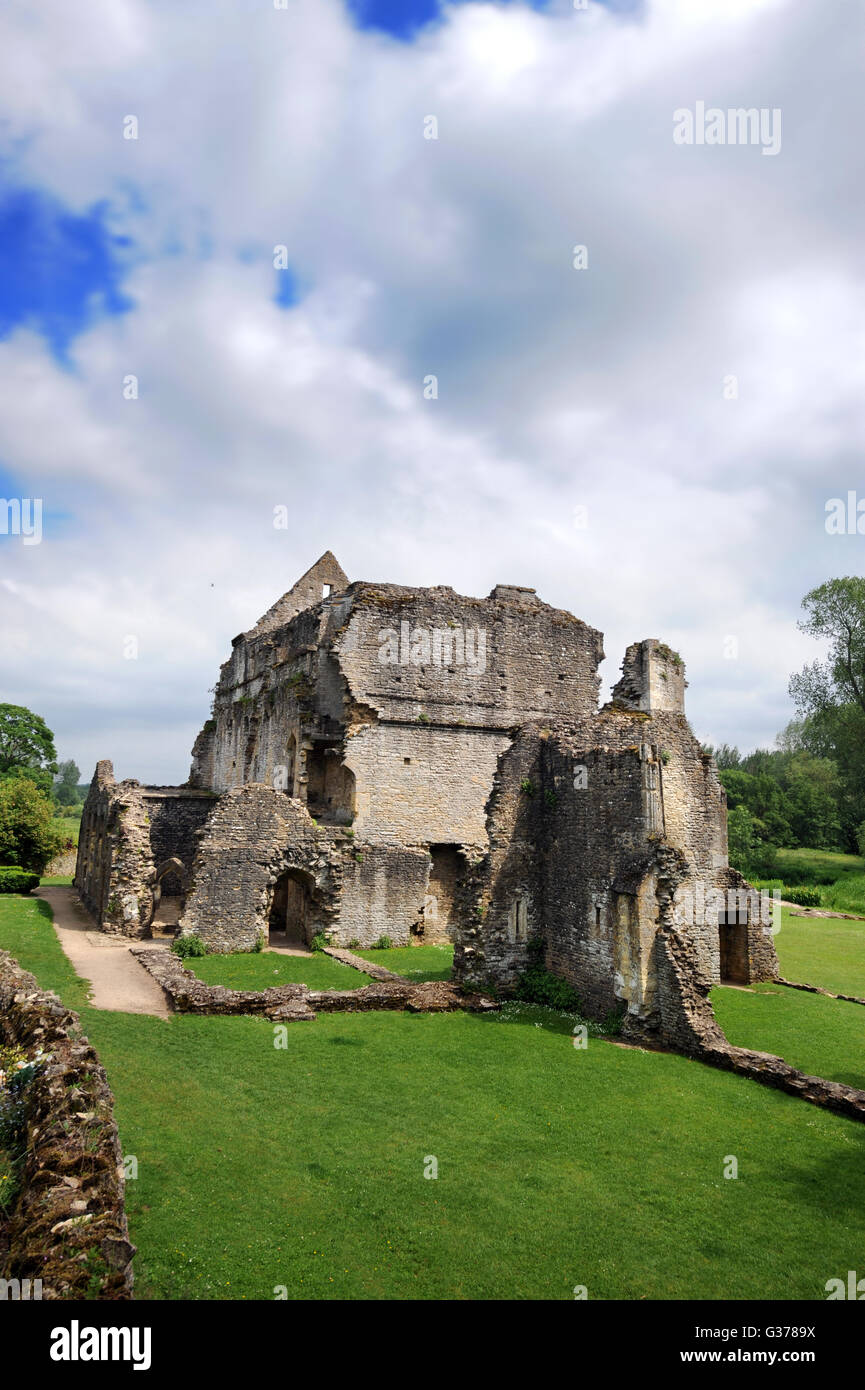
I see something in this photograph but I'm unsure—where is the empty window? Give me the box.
[508,896,529,943]
[322,583,332,598]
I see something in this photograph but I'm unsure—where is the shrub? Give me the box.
[519,779,535,796]
[348,938,360,949]
[0,867,40,894]
[0,776,64,873]
[310,931,328,952]
[783,885,822,907]
[171,935,210,959]
[372,935,392,950]
[514,962,583,1012]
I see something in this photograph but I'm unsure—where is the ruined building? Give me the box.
[75,551,778,1048]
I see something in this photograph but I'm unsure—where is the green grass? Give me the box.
[774,906,865,997]
[355,943,454,982]
[188,951,373,991]
[712,983,865,1091]
[773,847,865,885]
[3,893,865,1300]
[52,814,81,846]
[762,848,865,914]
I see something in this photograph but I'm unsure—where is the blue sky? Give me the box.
[0,187,134,361]
[0,0,862,782]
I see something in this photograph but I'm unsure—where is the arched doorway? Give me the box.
[268,868,313,947]
[151,858,189,936]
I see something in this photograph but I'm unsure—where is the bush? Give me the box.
[310,931,328,952]
[514,962,583,1012]
[372,935,392,950]
[783,885,822,907]
[171,935,210,959]
[0,867,40,894]
[0,776,64,873]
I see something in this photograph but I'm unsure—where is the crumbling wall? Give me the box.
[179,786,345,951]
[452,728,545,990]
[453,685,779,1045]
[0,951,135,1299]
[143,790,217,875]
[74,763,155,937]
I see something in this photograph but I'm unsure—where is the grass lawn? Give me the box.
[766,848,865,915]
[712,983,865,1091]
[774,906,865,997]
[52,814,81,846]
[2,894,865,1300]
[188,950,373,991]
[355,943,454,982]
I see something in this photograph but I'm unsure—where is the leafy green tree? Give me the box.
[726,803,757,868]
[53,758,81,807]
[703,743,741,769]
[789,577,865,718]
[0,703,58,794]
[0,775,65,873]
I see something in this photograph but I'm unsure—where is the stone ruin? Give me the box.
[75,550,779,1050]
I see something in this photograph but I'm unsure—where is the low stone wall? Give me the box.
[0,951,135,1299]
[321,946,408,982]
[778,977,865,1007]
[130,948,497,1020]
[697,1039,865,1125]
[623,929,865,1125]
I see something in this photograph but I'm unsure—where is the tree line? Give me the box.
[0,703,84,874]
[705,578,865,878]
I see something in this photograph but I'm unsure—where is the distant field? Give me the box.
[755,849,865,916]
[53,814,82,846]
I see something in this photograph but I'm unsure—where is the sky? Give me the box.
[0,0,863,784]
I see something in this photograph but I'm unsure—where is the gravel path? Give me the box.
[36,885,172,1019]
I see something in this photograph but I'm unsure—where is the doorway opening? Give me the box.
[718,907,749,984]
[268,869,313,947]
[151,858,189,936]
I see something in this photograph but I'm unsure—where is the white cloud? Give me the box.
[0,0,861,780]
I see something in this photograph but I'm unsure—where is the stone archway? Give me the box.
[150,857,190,935]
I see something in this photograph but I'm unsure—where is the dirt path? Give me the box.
[36,885,172,1019]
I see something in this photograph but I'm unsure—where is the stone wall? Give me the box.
[0,951,135,1299]
[336,845,430,946]
[451,687,779,1046]
[74,765,218,938]
[179,786,345,951]
[74,762,155,937]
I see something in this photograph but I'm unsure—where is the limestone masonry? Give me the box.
[75,551,779,1050]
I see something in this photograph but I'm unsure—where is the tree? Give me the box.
[789,577,865,719]
[0,775,65,873]
[53,759,81,807]
[0,703,58,794]
[703,743,741,770]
